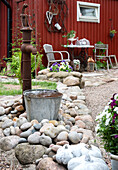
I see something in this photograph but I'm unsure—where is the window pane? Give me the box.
[80,7,96,17]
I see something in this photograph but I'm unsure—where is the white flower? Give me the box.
[105,118,110,126]
[114,94,118,100]
[106,112,111,119]
[114,107,118,113]
[104,106,109,111]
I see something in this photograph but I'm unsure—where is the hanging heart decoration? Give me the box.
[46,11,53,24]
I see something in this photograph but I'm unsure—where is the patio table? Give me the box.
[63,44,94,70]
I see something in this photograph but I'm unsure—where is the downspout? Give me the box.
[1,0,12,60]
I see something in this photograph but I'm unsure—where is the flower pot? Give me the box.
[110,33,114,38]
[110,154,118,170]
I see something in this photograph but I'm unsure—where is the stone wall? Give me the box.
[37,69,85,88]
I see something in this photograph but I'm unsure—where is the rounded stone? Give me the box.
[10,126,16,135]
[11,110,18,114]
[28,133,41,144]
[51,145,62,152]
[19,138,27,144]
[2,119,14,129]
[15,105,24,112]
[68,131,81,144]
[16,117,28,127]
[19,112,27,118]
[31,119,39,125]
[33,123,41,130]
[49,120,58,126]
[68,117,75,124]
[40,123,54,133]
[75,120,86,129]
[56,131,68,142]
[15,127,22,136]
[41,119,49,125]
[20,122,32,131]
[5,107,12,115]
[0,115,7,121]
[0,107,5,116]
[20,129,32,138]
[65,125,71,131]
[39,135,52,146]
[3,128,10,136]
[56,141,69,146]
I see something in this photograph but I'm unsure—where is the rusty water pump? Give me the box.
[20,4,37,92]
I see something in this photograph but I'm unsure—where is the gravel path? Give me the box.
[84,79,118,170]
[84,80,118,120]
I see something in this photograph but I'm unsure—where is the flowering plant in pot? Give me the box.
[49,60,73,72]
[96,93,118,169]
[110,29,117,38]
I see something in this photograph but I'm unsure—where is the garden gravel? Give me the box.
[84,80,118,120]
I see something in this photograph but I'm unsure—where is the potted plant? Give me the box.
[110,29,117,38]
[96,93,118,170]
[73,59,80,71]
[62,30,76,45]
[49,60,73,72]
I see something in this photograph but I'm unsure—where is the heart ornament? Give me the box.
[46,11,53,24]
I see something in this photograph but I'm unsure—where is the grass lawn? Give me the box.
[0,81,57,95]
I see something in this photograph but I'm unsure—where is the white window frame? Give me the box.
[77,1,100,23]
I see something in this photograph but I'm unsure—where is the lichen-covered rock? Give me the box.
[0,135,20,151]
[15,143,45,164]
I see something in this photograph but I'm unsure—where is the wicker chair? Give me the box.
[43,44,70,67]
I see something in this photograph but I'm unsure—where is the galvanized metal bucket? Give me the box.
[23,89,63,122]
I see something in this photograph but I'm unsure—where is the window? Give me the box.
[77,1,100,23]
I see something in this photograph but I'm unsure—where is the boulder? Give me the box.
[15,143,45,165]
[0,135,20,151]
[63,76,80,86]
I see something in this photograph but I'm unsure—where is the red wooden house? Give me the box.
[0,0,118,69]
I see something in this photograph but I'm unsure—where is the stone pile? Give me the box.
[0,81,109,169]
[37,70,85,88]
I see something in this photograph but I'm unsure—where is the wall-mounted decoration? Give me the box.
[45,0,68,33]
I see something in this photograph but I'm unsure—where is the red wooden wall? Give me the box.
[0,0,118,68]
